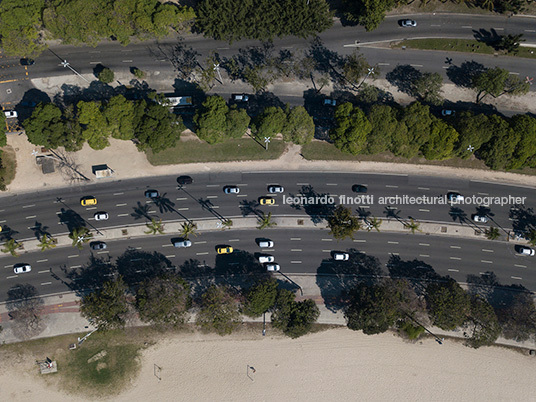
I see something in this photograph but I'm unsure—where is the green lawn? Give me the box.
[146,138,286,165]
[393,38,536,60]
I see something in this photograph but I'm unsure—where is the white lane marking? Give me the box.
[178,207,189,211]
[448,269,459,272]
[196,252,209,255]
[97,251,109,255]
[419,254,430,257]
[207,195,218,199]
[7,275,17,279]
[511,276,522,280]
[481,260,493,264]
[291,249,302,252]
[25,215,36,219]
[165,255,176,258]
[23,204,35,208]
[70,265,82,269]
[326,183,338,186]
[206,184,220,187]
[442,66,449,69]
[419,243,430,246]
[377,62,390,66]
[118,213,129,217]
[477,192,489,196]
[290,237,301,240]
[387,241,399,244]
[360,205,370,209]
[237,194,248,197]
[385,185,399,188]
[149,211,157,214]
[68,255,78,258]
[89,61,102,64]
[113,192,124,196]
[38,270,49,274]
[161,244,173,247]
[482,249,494,253]
[321,238,333,241]
[176,197,188,201]
[86,207,97,210]
[419,209,430,212]
[450,245,461,249]
[211,206,220,209]
[194,241,207,244]
[515,264,527,268]
[390,252,399,256]
[525,29,536,32]
[41,282,52,286]
[450,257,461,260]
[410,64,423,67]
[509,72,520,75]
[122,60,133,62]
[4,264,11,268]
[353,239,366,243]
[228,239,240,242]
[0,220,6,223]
[116,203,127,207]
[290,261,302,264]
[417,187,429,190]
[37,259,48,263]
[56,212,61,215]
[322,250,331,252]
[296,183,309,186]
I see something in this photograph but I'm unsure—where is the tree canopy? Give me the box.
[426,279,470,330]
[196,285,241,335]
[330,102,372,155]
[327,205,361,240]
[282,106,315,145]
[243,277,279,318]
[271,289,320,338]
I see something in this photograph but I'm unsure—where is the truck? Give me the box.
[161,96,193,108]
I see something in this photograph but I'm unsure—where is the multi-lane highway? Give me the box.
[1,172,535,301]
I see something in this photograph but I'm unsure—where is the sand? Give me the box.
[1,328,534,401]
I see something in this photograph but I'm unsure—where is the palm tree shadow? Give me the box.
[449,206,468,223]
[152,194,176,214]
[31,221,50,240]
[131,201,153,220]
[240,199,261,217]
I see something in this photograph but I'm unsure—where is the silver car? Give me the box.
[258,254,275,263]
[224,186,240,194]
[258,240,274,248]
[401,19,417,27]
[268,185,284,194]
[173,239,192,248]
[266,263,280,272]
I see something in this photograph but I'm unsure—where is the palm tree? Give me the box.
[221,219,233,230]
[485,227,500,240]
[145,218,165,235]
[404,219,421,234]
[2,239,23,257]
[69,227,93,250]
[366,217,382,232]
[257,212,277,230]
[38,234,57,251]
[480,0,494,11]
[180,222,198,239]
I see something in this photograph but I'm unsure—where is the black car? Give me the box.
[352,184,368,193]
[20,58,35,66]
[145,189,159,198]
[90,241,107,250]
[177,175,193,185]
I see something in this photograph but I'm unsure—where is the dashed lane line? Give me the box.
[450,257,461,260]
[117,213,129,217]
[419,243,430,246]
[68,255,79,258]
[116,203,127,207]
[290,261,302,264]
[25,215,36,219]
[196,252,209,256]
[321,238,333,241]
[41,282,52,286]
[37,259,48,263]
[290,237,301,240]
[482,249,494,253]
[481,260,493,264]
[450,245,461,249]
[448,269,459,272]
[515,264,527,268]
[511,276,522,280]
[113,192,124,196]
[291,249,302,252]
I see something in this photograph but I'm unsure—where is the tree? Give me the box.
[426,279,470,330]
[496,292,536,341]
[343,0,397,32]
[496,34,525,54]
[271,289,320,338]
[330,103,372,155]
[392,102,433,159]
[473,67,530,103]
[7,284,45,340]
[69,226,93,250]
[412,72,443,106]
[507,115,536,169]
[484,227,500,240]
[196,285,241,335]
[257,212,277,230]
[179,222,198,239]
[252,106,286,141]
[135,102,184,153]
[132,67,146,79]
[339,51,376,89]
[327,205,361,240]
[38,234,57,251]
[282,106,315,145]
[0,111,5,146]
[420,118,458,160]
[243,277,279,317]
[465,295,501,348]
[365,216,382,232]
[145,218,165,235]
[103,95,135,140]
[194,95,229,144]
[0,0,45,56]
[453,112,495,158]
[80,277,130,331]
[226,106,250,139]
[136,274,191,328]
[77,101,110,150]
[365,104,397,154]
[98,67,114,83]
[478,118,519,170]
[2,238,24,257]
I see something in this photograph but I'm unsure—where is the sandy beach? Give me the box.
[1,328,534,401]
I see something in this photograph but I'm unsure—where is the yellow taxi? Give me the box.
[217,246,234,254]
[259,197,275,205]
[81,196,97,206]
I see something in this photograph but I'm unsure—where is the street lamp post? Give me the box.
[61,60,89,83]
[356,66,375,90]
[214,63,223,84]
[264,137,271,151]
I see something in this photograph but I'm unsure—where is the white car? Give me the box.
[268,185,284,194]
[231,94,249,102]
[224,186,240,194]
[447,192,464,203]
[13,264,31,274]
[401,19,417,27]
[472,214,488,223]
[333,252,349,261]
[258,254,275,263]
[94,212,109,221]
[517,246,535,256]
[258,240,274,248]
[266,263,280,272]
[4,110,17,119]
[173,239,192,248]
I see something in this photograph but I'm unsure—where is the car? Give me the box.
[94,212,109,221]
[173,239,192,248]
[259,197,275,205]
[268,185,284,194]
[266,263,280,272]
[81,196,97,206]
[517,246,535,256]
[177,175,193,185]
[401,19,417,27]
[333,252,350,261]
[20,100,37,108]
[4,110,17,119]
[258,254,275,263]
[231,93,249,102]
[20,58,35,66]
[447,192,464,203]
[258,240,274,248]
[441,109,455,117]
[217,246,234,254]
[323,98,336,106]
[224,186,240,194]
[90,241,107,250]
[145,189,159,198]
[472,214,488,223]
[352,184,368,193]
[13,263,31,274]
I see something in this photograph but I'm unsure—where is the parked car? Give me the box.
[145,189,159,198]
[441,109,455,116]
[447,192,464,203]
[259,197,275,205]
[333,252,350,261]
[266,263,280,272]
[231,93,249,102]
[401,19,417,27]
[94,212,109,221]
[217,246,234,254]
[323,98,336,106]
[258,239,274,248]
[177,175,193,185]
[173,239,192,248]
[20,58,35,65]
[472,214,488,223]
[224,186,240,194]
[258,254,275,263]
[268,185,284,194]
[517,246,535,256]
[13,263,31,274]
[4,110,17,119]
[352,184,368,193]
[90,241,107,250]
[81,196,97,206]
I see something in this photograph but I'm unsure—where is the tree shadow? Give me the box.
[58,208,86,232]
[386,255,444,295]
[385,65,421,96]
[288,185,336,225]
[307,37,343,79]
[151,194,176,214]
[30,221,50,240]
[6,283,45,340]
[383,206,405,224]
[355,207,371,220]
[175,258,216,301]
[115,249,174,287]
[0,225,19,241]
[449,206,468,223]
[16,89,52,122]
[446,60,486,88]
[213,249,269,284]
[63,255,116,294]
[509,204,536,233]
[131,202,153,221]
[316,249,384,312]
[239,199,262,218]
[472,28,502,46]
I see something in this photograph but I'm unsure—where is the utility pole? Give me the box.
[264,137,271,151]
[356,66,375,90]
[61,60,89,83]
[214,63,223,84]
